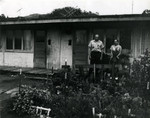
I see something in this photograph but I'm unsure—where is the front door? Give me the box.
[73,30,88,65]
[60,33,73,67]
[34,31,46,68]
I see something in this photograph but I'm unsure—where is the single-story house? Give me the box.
[0,11,150,69]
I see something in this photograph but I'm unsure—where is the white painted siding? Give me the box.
[131,28,150,60]
[142,29,150,53]
[131,29,142,58]
[4,52,34,67]
[0,29,34,68]
[0,52,4,65]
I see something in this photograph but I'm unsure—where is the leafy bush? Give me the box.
[12,85,52,116]
[11,49,150,118]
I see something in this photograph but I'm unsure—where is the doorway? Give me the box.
[34,30,46,68]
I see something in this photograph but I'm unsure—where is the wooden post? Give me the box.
[128,108,131,116]
[147,82,149,90]
[65,59,67,66]
[101,64,104,80]
[92,107,95,118]
[112,63,115,79]
[52,66,53,73]
[94,64,96,80]
[99,100,101,110]
[19,68,22,75]
[19,68,22,93]
[65,72,67,79]
[97,113,102,118]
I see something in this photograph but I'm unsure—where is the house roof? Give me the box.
[0,6,150,26]
[1,7,150,25]
[0,14,150,25]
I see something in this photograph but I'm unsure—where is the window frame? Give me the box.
[5,30,33,52]
[14,37,23,50]
[6,37,14,50]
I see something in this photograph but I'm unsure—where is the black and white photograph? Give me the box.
[0,0,150,118]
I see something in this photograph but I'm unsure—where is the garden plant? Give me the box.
[8,49,150,118]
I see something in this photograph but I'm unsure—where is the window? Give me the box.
[23,30,32,50]
[120,30,131,55]
[14,38,22,49]
[76,30,86,44]
[6,30,32,51]
[0,36,2,50]
[105,30,118,53]
[6,38,13,50]
[120,30,131,49]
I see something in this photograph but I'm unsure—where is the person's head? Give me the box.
[114,39,119,45]
[94,34,99,41]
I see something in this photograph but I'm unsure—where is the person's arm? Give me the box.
[110,46,113,58]
[100,42,105,60]
[88,47,91,60]
[117,46,122,58]
[88,41,92,60]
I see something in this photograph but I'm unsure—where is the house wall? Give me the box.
[46,30,72,69]
[3,52,33,67]
[0,29,34,68]
[141,29,150,53]
[131,28,150,61]
[73,30,88,66]
[47,30,61,69]
[60,32,72,67]
[0,52,3,65]
[131,29,142,58]
[0,22,150,69]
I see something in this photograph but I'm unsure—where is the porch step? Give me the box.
[25,76,52,80]
[0,66,55,78]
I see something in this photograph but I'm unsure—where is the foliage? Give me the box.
[49,7,98,18]
[11,49,150,118]
[131,49,150,97]
[12,85,52,116]
[24,7,99,20]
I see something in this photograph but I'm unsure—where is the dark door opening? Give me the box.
[34,30,46,68]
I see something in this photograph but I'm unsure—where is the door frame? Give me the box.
[34,30,47,68]
[72,29,88,68]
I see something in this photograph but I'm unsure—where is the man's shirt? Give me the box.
[88,40,104,52]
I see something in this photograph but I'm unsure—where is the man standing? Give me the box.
[87,34,104,82]
[88,34,104,64]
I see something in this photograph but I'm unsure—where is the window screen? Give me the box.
[14,38,22,49]
[105,30,118,53]
[76,30,86,44]
[0,39,2,50]
[23,30,32,50]
[120,30,131,49]
[6,38,13,49]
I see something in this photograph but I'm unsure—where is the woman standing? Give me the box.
[110,39,122,64]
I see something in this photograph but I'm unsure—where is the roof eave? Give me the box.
[0,16,150,25]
